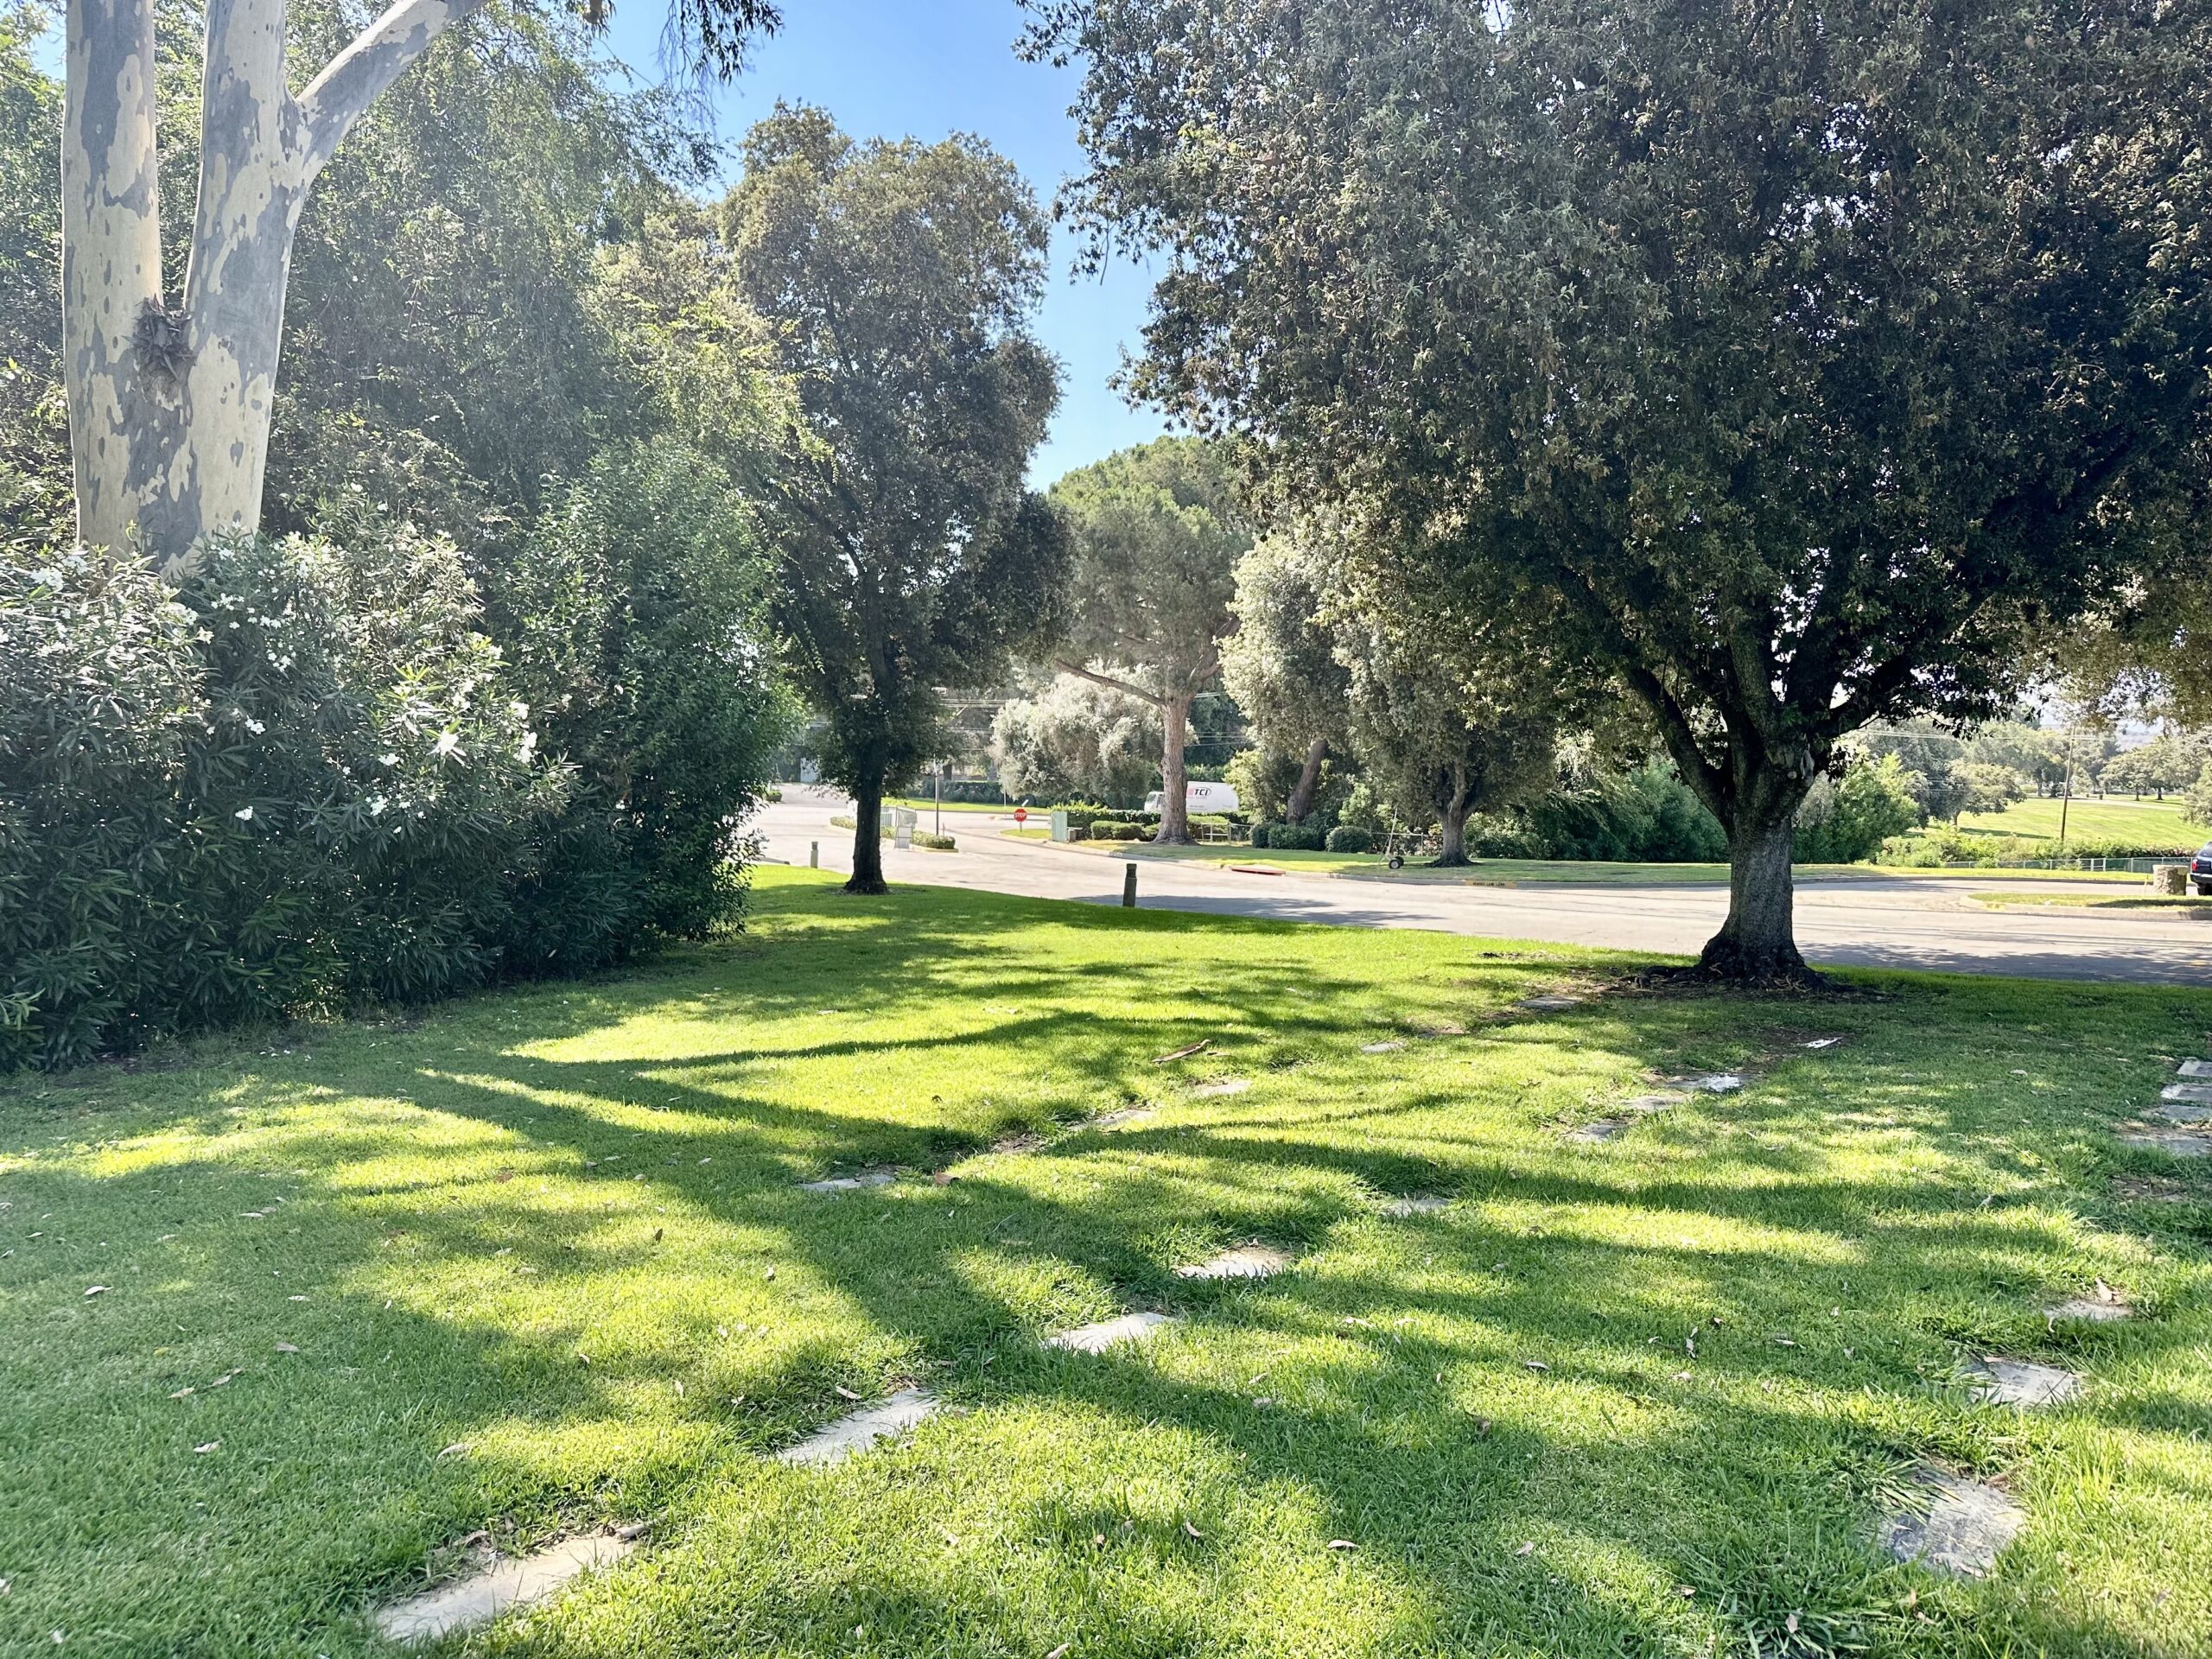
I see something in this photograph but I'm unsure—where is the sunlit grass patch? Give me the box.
[1,869,2208,1656]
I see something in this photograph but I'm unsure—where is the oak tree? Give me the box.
[1043,0,2212,979]
[728,106,1065,893]
[1221,531,1351,826]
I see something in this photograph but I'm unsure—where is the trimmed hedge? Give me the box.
[1272,823,1324,851]
[1325,824,1374,854]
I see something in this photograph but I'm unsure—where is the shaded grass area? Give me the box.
[2,869,2209,1656]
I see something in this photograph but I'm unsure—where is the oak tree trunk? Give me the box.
[1286,735,1327,823]
[1154,693,1192,843]
[1432,770,1472,866]
[1699,807,1814,983]
[62,0,484,566]
[847,782,887,895]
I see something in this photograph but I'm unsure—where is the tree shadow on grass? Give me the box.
[3,888,2209,1656]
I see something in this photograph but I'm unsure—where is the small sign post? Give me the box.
[1014,806,1028,827]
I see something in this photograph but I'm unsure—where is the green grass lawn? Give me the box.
[1033,838,2155,885]
[1037,839,1739,883]
[1953,795,2207,845]
[884,797,1014,815]
[1971,891,2212,914]
[4,869,2209,1656]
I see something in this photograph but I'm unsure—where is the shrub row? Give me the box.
[3,452,789,1070]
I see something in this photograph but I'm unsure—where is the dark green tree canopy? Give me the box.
[1042,0,2212,975]
[728,105,1065,889]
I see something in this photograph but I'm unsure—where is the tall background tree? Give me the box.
[57,0,778,566]
[728,105,1066,893]
[1044,0,2212,980]
[1221,531,1351,826]
[1336,598,1561,866]
[1050,436,1247,842]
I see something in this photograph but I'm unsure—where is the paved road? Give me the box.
[753,794,2212,986]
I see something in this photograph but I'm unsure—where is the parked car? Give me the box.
[1144,781,1242,815]
[2193,842,2212,896]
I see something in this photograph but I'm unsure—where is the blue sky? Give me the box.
[606,0,1169,485]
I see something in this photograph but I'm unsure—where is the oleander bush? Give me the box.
[1,480,787,1070]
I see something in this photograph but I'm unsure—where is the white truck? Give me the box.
[1144,781,1242,815]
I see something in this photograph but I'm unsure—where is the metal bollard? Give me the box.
[1123,861,1137,908]
[809,840,819,868]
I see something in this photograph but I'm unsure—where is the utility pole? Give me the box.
[2058,730,2075,849]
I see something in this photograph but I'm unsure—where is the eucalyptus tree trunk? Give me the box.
[62,0,482,567]
[1155,692,1192,844]
[1285,735,1327,823]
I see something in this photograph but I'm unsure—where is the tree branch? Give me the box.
[298,0,489,179]
[1053,658,1163,707]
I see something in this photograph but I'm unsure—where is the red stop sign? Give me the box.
[1014,807,1028,823]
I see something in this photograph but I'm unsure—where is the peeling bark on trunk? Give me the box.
[61,0,485,565]
[1286,735,1326,824]
[1432,768,1472,867]
[846,783,887,895]
[1700,810,1812,983]
[1154,693,1192,844]
[62,0,167,559]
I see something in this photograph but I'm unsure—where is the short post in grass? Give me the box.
[810,841,818,868]
[1123,861,1138,908]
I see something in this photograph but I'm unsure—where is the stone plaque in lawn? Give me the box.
[1567,1119,1630,1144]
[1360,1039,1407,1053]
[778,1389,938,1467]
[1192,1077,1250,1097]
[1879,1470,2024,1577]
[1967,1357,2082,1408]
[1516,995,1582,1013]
[2044,1281,2130,1323]
[2151,1099,2212,1124]
[1047,1311,1178,1353]
[798,1169,895,1194]
[1383,1195,1449,1217]
[2178,1059,2212,1078]
[2122,1128,2212,1157]
[2161,1082,2212,1103]
[1174,1245,1293,1280]
[1091,1106,1157,1130]
[373,1535,634,1644]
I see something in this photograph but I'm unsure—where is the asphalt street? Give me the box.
[752,793,2212,986]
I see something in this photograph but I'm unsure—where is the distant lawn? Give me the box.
[3,870,2209,1656]
[1046,839,1738,883]
[1953,795,2207,845]
[885,797,1016,815]
[1972,891,2212,914]
[1035,839,2154,885]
